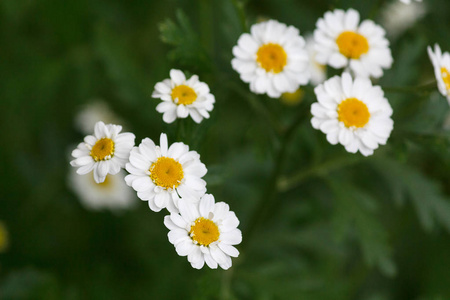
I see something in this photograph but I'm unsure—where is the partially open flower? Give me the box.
[428,44,450,105]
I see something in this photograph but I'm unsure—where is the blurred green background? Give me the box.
[1,0,450,299]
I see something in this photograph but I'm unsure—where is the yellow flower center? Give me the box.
[0,223,8,252]
[336,31,369,59]
[441,67,450,91]
[149,157,184,189]
[256,43,287,73]
[92,173,112,189]
[90,138,115,161]
[190,217,220,246]
[171,85,197,105]
[281,88,304,106]
[338,98,371,128]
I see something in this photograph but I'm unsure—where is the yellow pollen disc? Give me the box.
[149,157,184,189]
[90,138,115,161]
[281,88,304,106]
[256,43,287,73]
[0,223,8,252]
[171,85,197,105]
[190,217,220,246]
[92,173,112,189]
[441,67,450,91]
[336,31,369,59]
[338,98,371,128]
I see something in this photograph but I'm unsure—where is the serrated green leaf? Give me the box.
[159,9,211,71]
[328,179,396,277]
[370,157,450,233]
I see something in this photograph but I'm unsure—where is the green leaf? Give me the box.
[370,157,450,233]
[159,9,211,71]
[328,179,396,277]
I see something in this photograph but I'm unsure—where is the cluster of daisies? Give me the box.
[70,120,241,270]
[231,5,448,156]
[232,9,394,156]
[69,2,450,271]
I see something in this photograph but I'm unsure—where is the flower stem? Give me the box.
[383,81,437,94]
[231,0,247,32]
[277,155,364,192]
[241,101,310,249]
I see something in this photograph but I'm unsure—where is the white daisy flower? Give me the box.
[311,73,394,156]
[427,44,450,105]
[74,100,124,135]
[125,133,207,213]
[69,170,136,211]
[399,0,422,4]
[380,0,426,38]
[231,19,310,98]
[70,121,135,183]
[164,194,242,270]
[305,35,327,86]
[152,69,215,124]
[314,8,393,78]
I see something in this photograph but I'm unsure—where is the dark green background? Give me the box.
[1,0,450,299]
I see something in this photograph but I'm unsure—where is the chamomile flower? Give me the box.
[427,44,450,104]
[70,121,135,183]
[305,35,327,86]
[380,0,426,38]
[74,100,124,135]
[314,8,393,78]
[152,69,215,124]
[311,73,394,156]
[125,133,207,213]
[399,0,422,4]
[231,19,310,98]
[0,222,8,253]
[69,170,136,211]
[164,194,242,270]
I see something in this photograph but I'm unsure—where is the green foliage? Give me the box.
[328,179,396,277]
[371,157,450,233]
[1,0,450,299]
[159,9,211,72]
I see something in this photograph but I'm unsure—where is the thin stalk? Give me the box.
[230,81,283,136]
[231,0,247,32]
[241,101,310,249]
[383,81,437,94]
[277,155,363,193]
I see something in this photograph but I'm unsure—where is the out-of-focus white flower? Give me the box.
[70,121,135,183]
[232,19,310,98]
[428,44,450,105]
[69,170,136,211]
[305,35,327,86]
[314,8,393,78]
[75,101,124,135]
[152,70,215,124]
[311,73,394,156]
[125,133,207,213]
[399,0,422,4]
[164,194,242,270]
[380,0,426,38]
